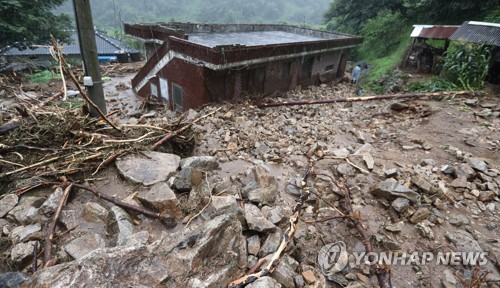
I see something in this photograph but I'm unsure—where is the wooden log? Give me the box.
[257,91,469,108]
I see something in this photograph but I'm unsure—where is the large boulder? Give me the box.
[26,214,246,288]
[116,151,180,186]
[371,179,421,203]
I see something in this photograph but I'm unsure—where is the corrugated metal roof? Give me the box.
[2,31,134,56]
[411,25,459,39]
[449,21,500,46]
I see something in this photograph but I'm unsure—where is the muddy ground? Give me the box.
[0,65,499,288]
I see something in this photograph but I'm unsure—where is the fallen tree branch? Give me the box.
[335,178,392,288]
[257,91,469,108]
[44,183,73,268]
[50,35,121,131]
[228,160,314,288]
[150,108,221,151]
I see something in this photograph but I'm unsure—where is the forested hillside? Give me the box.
[56,0,331,30]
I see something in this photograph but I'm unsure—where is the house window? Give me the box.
[172,83,183,112]
[325,64,335,72]
[150,83,158,98]
[282,62,291,78]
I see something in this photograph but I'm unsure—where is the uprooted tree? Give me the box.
[0,0,71,50]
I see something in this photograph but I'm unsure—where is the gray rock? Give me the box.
[261,206,286,224]
[0,194,19,218]
[173,168,197,191]
[180,156,219,171]
[271,255,297,288]
[384,168,398,178]
[10,241,36,268]
[64,233,106,260]
[9,223,41,242]
[248,186,278,206]
[286,182,301,196]
[445,230,483,254]
[467,157,487,172]
[337,163,355,176]
[0,272,28,288]
[7,196,44,224]
[247,235,261,256]
[108,206,134,246]
[83,202,108,223]
[332,148,350,158]
[363,153,374,170]
[411,176,434,194]
[385,221,404,232]
[449,215,470,227]
[246,276,282,288]
[137,182,181,219]
[258,228,282,258]
[391,198,410,213]
[478,191,495,202]
[294,274,305,288]
[39,187,63,217]
[0,219,7,235]
[455,163,475,180]
[415,221,434,239]
[371,179,421,203]
[450,177,468,188]
[201,195,243,222]
[390,102,409,111]
[253,166,275,188]
[244,203,276,233]
[442,268,457,288]
[125,231,150,247]
[27,214,246,288]
[410,207,431,223]
[116,151,180,186]
[59,210,85,230]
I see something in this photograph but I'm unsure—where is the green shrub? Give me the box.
[441,42,491,90]
[406,77,457,93]
[27,70,60,84]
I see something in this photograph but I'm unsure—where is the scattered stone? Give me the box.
[384,168,398,178]
[137,182,181,219]
[10,241,36,267]
[7,197,44,224]
[38,187,63,217]
[421,159,435,166]
[450,177,468,189]
[64,233,106,260]
[445,230,483,254]
[464,99,477,107]
[332,148,350,158]
[125,231,150,247]
[294,274,305,288]
[415,220,434,239]
[0,272,28,288]
[246,235,260,256]
[467,157,487,172]
[411,176,434,194]
[302,270,316,285]
[9,223,41,242]
[272,256,297,288]
[286,182,301,196]
[261,206,285,224]
[390,102,409,111]
[410,207,431,223]
[363,153,374,170]
[391,197,410,213]
[478,191,495,202]
[455,163,475,180]
[59,210,85,230]
[385,221,404,232]
[442,268,457,288]
[258,229,282,258]
[247,186,278,206]
[116,151,181,186]
[371,179,421,203]
[0,194,19,218]
[246,276,282,288]
[108,206,134,246]
[441,165,454,175]
[449,215,470,227]
[402,145,417,151]
[244,204,276,233]
[83,202,108,223]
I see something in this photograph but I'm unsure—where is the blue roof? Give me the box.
[2,30,136,57]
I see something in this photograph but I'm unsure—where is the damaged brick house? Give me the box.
[124,23,363,111]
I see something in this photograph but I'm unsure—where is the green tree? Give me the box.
[0,0,71,49]
[403,0,497,24]
[359,10,405,58]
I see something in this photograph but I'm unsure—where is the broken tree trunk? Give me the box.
[257,91,469,108]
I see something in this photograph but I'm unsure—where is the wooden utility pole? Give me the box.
[73,0,106,116]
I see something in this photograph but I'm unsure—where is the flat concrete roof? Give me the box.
[187,31,327,48]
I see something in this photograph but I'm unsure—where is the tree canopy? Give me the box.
[0,0,71,49]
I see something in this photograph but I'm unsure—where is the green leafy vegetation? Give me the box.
[441,43,491,91]
[26,70,61,84]
[0,0,71,49]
